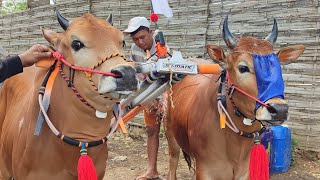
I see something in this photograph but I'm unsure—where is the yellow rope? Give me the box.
[168,63,175,109]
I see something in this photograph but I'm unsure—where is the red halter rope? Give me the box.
[226,71,269,108]
[50,50,124,108]
[51,50,122,77]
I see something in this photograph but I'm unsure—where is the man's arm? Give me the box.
[0,56,23,83]
[0,44,52,83]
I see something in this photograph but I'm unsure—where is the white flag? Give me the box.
[152,0,173,18]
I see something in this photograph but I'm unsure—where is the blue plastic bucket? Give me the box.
[261,127,273,152]
[269,125,292,173]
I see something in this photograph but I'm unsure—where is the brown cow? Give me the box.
[0,12,137,179]
[165,17,305,180]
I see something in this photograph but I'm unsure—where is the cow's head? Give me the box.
[42,11,138,103]
[208,17,305,125]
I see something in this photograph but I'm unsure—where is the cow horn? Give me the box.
[222,16,238,49]
[265,19,278,44]
[107,14,113,26]
[56,10,69,31]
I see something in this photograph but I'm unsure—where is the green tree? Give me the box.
[0,0,27,14]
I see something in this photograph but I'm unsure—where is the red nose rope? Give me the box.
[226,72,269,180]
[226,71,269,108]
[51,50,121,77]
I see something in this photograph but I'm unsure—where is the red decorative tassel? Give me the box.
[249,134,269,180]
[78,144,98,180]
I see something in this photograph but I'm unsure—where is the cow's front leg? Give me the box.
[195,160,233,180]
[164,119,180,180]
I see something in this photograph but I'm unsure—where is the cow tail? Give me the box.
[182,150,195,173]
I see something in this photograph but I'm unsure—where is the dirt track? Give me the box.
[103,126,320,180]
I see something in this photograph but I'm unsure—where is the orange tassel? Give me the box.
[219,112,226,129]
[249,133,269,180]
[78,144,97,180]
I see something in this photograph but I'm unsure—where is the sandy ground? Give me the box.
[102,125,320,180]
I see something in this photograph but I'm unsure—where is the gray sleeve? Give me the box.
[128,44,134,62]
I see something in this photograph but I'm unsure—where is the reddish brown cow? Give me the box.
[0,12,137,179]
[165,17,305,180]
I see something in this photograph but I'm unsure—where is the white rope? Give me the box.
[38,94,121,141]
[217,100,240,133]
[107,104,122,139]
[38,94,60,136]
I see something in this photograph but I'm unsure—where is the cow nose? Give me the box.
[111,69,123,78]
[267,103,289,120]
[111,65,138,91]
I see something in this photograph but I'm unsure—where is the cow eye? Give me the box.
[238,65,250,73]
[71,40,84,51]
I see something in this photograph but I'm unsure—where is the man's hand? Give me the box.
[18,44,52,67]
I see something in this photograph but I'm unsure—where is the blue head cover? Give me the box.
[254,53,284,109]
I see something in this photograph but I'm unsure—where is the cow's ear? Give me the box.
[42,28,58,46]
[207,44,226,67]
[277,45,305,65]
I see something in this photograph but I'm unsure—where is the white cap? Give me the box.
[124,17,150,34]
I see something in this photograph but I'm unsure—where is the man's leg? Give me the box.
[145,123,161,177]
[137,111,161,179]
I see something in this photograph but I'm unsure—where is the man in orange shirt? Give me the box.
[124,16,166,180]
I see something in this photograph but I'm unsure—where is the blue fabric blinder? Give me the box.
[253,53,284,109]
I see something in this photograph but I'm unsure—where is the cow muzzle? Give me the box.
[255,98,288,125]
[111,65,138,91]
[98,65,138,99]
[266,103,288,120]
